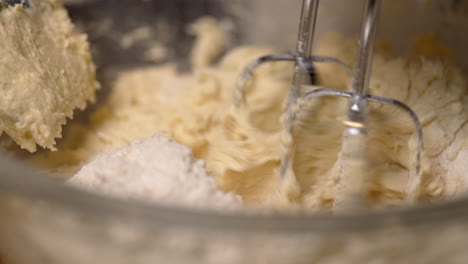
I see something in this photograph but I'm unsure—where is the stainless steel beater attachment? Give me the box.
[233,0,424,206]
[232,0,353,110]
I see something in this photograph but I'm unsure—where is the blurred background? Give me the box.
[63,0,468,72]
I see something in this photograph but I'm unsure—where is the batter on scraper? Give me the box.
[33,17,468,211]
[0,0,99,152]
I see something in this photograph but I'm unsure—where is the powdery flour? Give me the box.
[69,135,242,210]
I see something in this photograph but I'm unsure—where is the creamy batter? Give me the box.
[27,21,467,211]
[0,8,466,211]
[0,0,99,152]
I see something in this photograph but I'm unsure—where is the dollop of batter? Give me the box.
[0,0,99,152]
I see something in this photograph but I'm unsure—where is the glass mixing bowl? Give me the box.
[0,0,467,263]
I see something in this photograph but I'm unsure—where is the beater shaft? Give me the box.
[346,0,382,136]
[352,0,381,98]
[290,0,319,104]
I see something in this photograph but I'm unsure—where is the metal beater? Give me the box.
[232,0,424,209]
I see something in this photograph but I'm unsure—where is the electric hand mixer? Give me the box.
[232,0,424,210]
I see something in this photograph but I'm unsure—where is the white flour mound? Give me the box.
[68,135,242,210]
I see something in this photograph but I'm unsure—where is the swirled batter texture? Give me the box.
[26,19,468,210]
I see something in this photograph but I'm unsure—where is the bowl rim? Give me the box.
[1,155,467,234]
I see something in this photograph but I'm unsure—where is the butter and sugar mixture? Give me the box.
[31,21,468,210]
[0,5,466,211]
